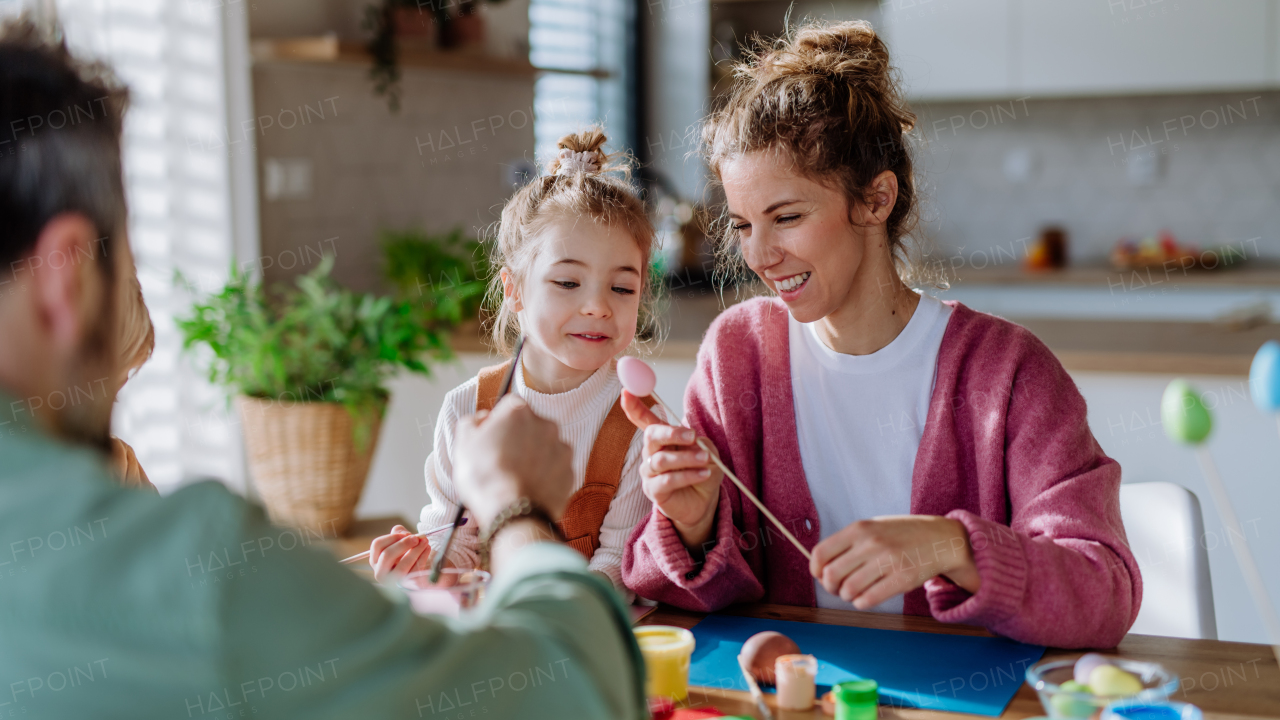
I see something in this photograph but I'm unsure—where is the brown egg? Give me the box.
[738,631,801,684]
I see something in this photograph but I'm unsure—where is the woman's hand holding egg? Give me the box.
[620,391,723,550]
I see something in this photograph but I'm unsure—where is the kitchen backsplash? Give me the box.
[252,61,535,293]
[909,90,1280,267]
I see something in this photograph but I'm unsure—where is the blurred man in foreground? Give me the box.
[0,20,645,719]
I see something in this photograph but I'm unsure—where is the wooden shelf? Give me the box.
[250,37,606,80]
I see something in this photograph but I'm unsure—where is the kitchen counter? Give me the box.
[945,261,1280,288]
[451,285,1279,376]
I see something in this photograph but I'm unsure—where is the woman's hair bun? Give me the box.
[753,20,890,91]
[547,127,610,176]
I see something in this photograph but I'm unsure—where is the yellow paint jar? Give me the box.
[633,625,696,701]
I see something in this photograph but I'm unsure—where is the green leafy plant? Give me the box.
[177,256,453,447]
[381,226,489,324]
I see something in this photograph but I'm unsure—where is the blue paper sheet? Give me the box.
[687,614,1045,717]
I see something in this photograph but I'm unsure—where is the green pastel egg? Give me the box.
[1088,665,1143,697]
[1059,680,1088,693]
[1049,691,1095,718]
[1161,379,1212,444]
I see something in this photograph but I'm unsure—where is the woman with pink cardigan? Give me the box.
[619,21,1141,649]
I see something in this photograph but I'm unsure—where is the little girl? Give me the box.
[110,247,157,492]
[370,128,659,592]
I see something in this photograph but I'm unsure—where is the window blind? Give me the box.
[52,0,247,493]
[530,0,634,163]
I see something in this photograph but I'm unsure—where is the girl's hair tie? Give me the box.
[556,148,601,176]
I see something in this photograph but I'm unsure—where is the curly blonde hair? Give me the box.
[485,127,658,355]
[703,19,920,282]
[116,271,154,380]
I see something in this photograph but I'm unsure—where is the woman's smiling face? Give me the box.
[720,151,871,324]
[506,213,643,384]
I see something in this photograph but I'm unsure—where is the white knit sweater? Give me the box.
[418,358,652,590]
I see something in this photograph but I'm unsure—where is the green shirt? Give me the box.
[0,394,646,719]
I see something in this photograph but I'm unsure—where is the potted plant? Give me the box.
[177,256,456,534]
[381,226,488,326]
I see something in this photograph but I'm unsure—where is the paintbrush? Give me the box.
[429,336,526,583]
[738,656,776,720]
[339,519,468,565]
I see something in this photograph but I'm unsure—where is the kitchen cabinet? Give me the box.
[1020,0,1271,96]
[882,0,1277,100]
[881,0,1014,99]
[1272,0,1280,82]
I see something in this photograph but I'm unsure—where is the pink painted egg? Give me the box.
[618,356,657,397]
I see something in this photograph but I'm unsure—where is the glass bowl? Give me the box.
[399,568,490,618]
[1026,658,1178,719]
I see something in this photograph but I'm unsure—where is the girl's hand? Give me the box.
[110,436,155,491]
[809,515,980,610]
[369,525,442,583]
[621,391,723,550]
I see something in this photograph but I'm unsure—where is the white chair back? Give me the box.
[1119,481,1217,639]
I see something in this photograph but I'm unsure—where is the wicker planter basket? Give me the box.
[238,396,384,535]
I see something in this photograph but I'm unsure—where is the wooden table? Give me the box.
[638,604,1280,720]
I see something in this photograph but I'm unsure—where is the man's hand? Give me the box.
[809,515,980,610]
[454,395,573,532]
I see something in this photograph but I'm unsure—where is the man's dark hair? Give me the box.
[0,17,129,281]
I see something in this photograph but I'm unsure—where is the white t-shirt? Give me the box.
[788,293,953,613]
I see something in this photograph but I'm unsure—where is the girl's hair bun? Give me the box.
[547,127,610,176]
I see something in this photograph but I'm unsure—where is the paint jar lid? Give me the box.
[633,626,695,659]
[1102,701,1203,720]
[834,679,878,706]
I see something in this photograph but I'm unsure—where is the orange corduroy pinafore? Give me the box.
[474,362,654,561]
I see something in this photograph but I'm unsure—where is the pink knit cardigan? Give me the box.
[622,298,1142,649]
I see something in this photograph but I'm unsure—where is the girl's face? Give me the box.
[505,214,644,387]
[720,151,880,324]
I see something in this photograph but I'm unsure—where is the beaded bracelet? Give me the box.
[477,497,561,572]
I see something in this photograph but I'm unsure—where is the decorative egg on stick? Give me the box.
[1251,340,1280,437]
[618,356,812,561]
[1163,378,1280,666]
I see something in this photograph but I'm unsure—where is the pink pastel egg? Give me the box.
[618,356,656,397]
[1073,653,1112,685]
